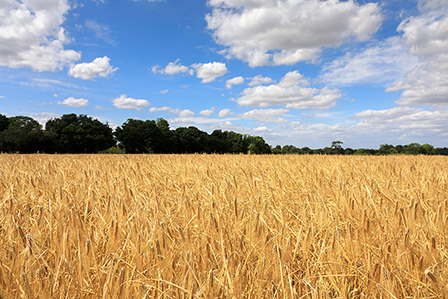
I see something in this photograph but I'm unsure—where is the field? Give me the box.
[0,154,447,298]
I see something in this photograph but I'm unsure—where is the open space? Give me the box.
[0,154,447,298]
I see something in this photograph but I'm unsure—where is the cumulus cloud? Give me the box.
[386,2,448,107]
[149,106,171,112]
[353,107,448,137]
[241,108,289,121]
[234,71,341,109]
[206,0,382,66]
[32,112,60,126]
[193,62,228,83]
[248,75,274,86]
[200,107,215,117]
[226,76,244,89]
[322,37,419,85]
[168,116,237,126]
[112,95,150,110]
[0,0,81,71]
[149,106,194,117]
[58,97,89,107]
[152,59,192,75]
[177,109,194,117]
[69,56,117,80]
[218,108,232,117]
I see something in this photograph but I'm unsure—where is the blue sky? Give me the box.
[1,0,448,148]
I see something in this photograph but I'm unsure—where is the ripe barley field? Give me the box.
[0,154,447,298]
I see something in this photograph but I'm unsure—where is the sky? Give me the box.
[1,0,448,149]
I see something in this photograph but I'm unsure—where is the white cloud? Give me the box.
[206,0,382,66]
[254,126,269,132]
[85,20,116,45]
[386,3,448,107]
[241,108,289,120]
[32,112,60,125]
[152,59,191,75]
[0,95,5,98]
[234,71,341,109]
[353,107,448,137]
[112,94,150,110]
[149,106,194,117]
[226,76,244,89]
[160,89,168,94]
[248,75,273,86]
[177,109,194,117]
[149,106,171,112]
[58,97,89,107]
[168,116,238,126]
[194,62,228,83]
[200,107,215,117]
[218,108,232,117]
[322,37,419,85]
[0,0,81,71]
[69,56,117,80]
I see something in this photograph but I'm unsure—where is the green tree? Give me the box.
[46,114,115,153]
[0,114,9,132]
[331,141,344,154]
[174,126,209,153]
[246,136,271,154]
[115,119,163,153]
[379,144,397,155]
[421,143,434,155]
[0,116,42,153]
[404,143,422,155]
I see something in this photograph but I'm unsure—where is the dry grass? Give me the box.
[0,154,447,298]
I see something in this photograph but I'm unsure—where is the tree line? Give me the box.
[0,113,447,155]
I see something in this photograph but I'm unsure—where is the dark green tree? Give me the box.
[421,143,434,155]
[0,114,9,132]
[173,126,210,153]
[245,135,271,154]
[209,130,234,153]
[115,119,163,153]
[0,116,42,153]
[331,141,344,154]
[46,114,115,153]
[404,143,422,155]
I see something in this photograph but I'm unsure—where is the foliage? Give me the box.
[45,114,115,153]
[0,113,447,155]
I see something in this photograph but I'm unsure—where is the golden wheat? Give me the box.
[0,154,447,298]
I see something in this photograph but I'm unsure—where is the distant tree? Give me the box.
[46,114,115,153]
[404,143,422,155]
[344,148,355,155]
[421,143,434,155]
[354,148,371,155]
[301,147,312,154]
[0,116,42,153]
[434,147,448,155]
[379,144,396,155]
[115,119,163,153]
[272,145,282,154]
[156,118,175,153]
[246,136,271,154]
[0,114,9,132]
[209,130,234,153]
[173,126,210,153]
[331,141,344,154]
[395,145,404,154]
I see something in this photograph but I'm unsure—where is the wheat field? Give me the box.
[0,154,447,298]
